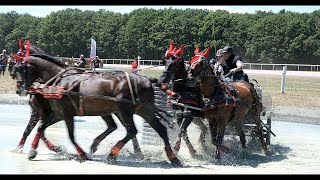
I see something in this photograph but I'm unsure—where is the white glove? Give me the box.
[229,68,236,74]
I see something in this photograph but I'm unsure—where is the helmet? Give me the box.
[216,49,223,57]
[221,46,233,54]
[3,49,6,52]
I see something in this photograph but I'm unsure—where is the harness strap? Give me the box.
[219,80,237,102]
[43,67,73,87]
[67,74,92,116]
[133,75,139,100]
[79,80,84,116]
[124,72,136,105]
[67,93,82,116]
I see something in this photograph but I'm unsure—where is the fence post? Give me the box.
[281,65,287,94]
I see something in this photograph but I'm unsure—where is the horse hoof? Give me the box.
[52,146,63,153]
[28,149,37,160]
[264,149,273,156]
[170,158,183,168]
[105,155,117,164]
[106,153,118,162]
[191,153,203,160]
[90,145,97,154]
[11,146,23,153]
[132,153,144,160]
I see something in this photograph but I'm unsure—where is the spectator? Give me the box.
[75,54,86,68]
[131,59,139,74]
[7,54,16,74]
[94,56,101,68]
[0,49,8,76]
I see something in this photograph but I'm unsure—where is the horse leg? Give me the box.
[90,114,117,154]
[233,117,247,149]
[209,118,230,159]
[63,114,89,161]
[107,110,137,162]
[28,112,64,160]
[27,94,62,154]
[13,110,40,153]
[173,116,202,159]
[139,109,182,167]
[192,117,209,152]
[115,113,143,159]
[131,135,143,159]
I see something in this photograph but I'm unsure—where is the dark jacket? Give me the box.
[77,57,86,68]
[222,54,244,75]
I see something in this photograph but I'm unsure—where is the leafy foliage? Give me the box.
[0,8,319,64]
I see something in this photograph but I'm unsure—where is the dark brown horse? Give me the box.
[10,41,147,161]
[11,41,67,154]
[188,50,268,159]
[158,41,209,158]
[11,61,144,160]
[13,52,182,167]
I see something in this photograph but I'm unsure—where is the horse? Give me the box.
[187,49,268,159]
[158,41,209,158]
[11,41,67,154]
[10,41,145,160]
[12,50,182,167]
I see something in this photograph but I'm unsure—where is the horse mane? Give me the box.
[30,54,68,68]
[29,45,49,55]
[27,44,68,68]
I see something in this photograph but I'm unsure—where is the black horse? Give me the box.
[10,41,146,160]
[12,50,182,167]
[158,41,209,158]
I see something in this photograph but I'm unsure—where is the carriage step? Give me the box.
[141,133,159,138]
[154,95,165,99]
[244,124,257,127]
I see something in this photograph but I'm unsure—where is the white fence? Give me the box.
[59,57,320,71]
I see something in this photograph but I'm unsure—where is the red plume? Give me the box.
[25,39,31,57]
[18,38,24,52]
[169,40,175,52]
[194,47,200,55]
[175,44,184,56]
[12,54,24,61]
[203,47,210,58]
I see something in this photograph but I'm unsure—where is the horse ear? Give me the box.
[18,38,24,51]
[12,54,24,62]
[169,41,175,51]
[194,47,200,55]
[25,39,31,57]
[203,47,210,58]
[175,44,184,55]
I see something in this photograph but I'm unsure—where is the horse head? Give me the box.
[158,41,185,85]
[11,62,38,96]
[187,47,221,98]
[11,39,66,96]
[188,47,211,78]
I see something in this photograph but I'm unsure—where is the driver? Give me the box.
[220,46,247,82]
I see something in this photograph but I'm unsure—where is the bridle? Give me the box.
[11,63,32,96]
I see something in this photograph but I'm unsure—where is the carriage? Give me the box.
[226,81,275,146]
[141,79,276,148]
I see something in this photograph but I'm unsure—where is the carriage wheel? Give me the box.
[265,116,272,145]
